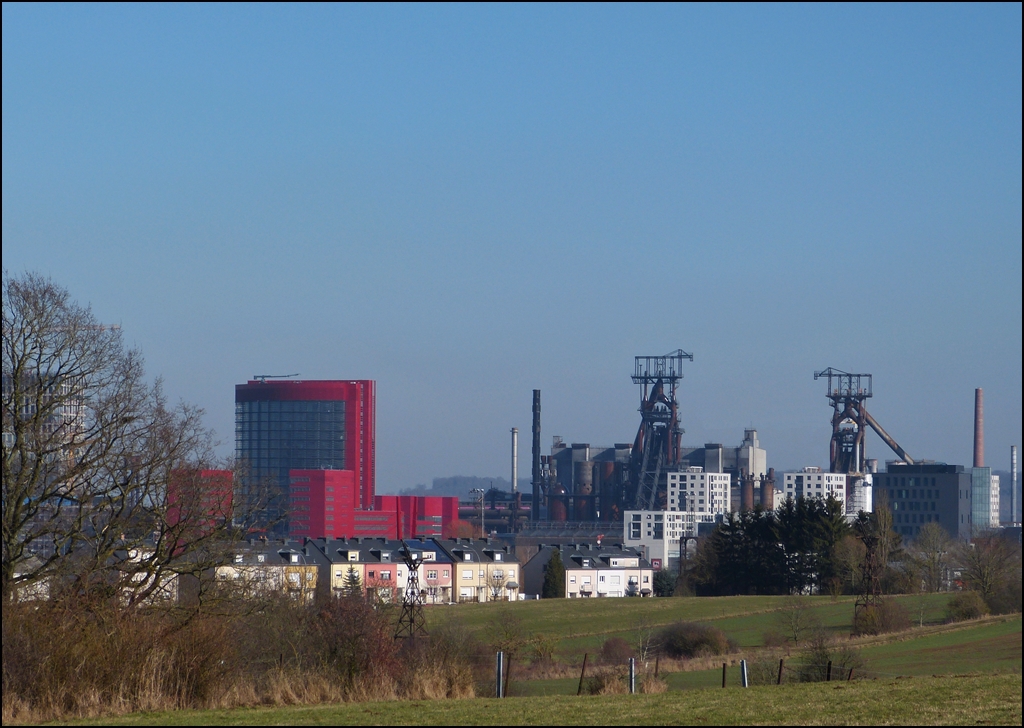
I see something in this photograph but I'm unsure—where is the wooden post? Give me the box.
[847,667,853,682]
[654,655,660,678]
[826,660,832,682]
[777,658,784,685]
[504,655,512,697]
[577,653,588,696]
[722,662,727,688]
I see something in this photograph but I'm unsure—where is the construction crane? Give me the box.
[628,350,693,510]
[814,368,914,473]
[252,373,300,383]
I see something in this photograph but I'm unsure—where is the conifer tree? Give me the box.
[542,548,566,598]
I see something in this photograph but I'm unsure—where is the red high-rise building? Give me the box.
[235,379,375,532]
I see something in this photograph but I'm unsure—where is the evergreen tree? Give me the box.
[342,566,362,598]
[542,548,566,598]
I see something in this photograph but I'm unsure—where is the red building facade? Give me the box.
[235,379,375,532]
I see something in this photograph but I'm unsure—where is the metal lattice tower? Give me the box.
[629,350,693,510]
[393,541,427,640]
[814,367,913,474]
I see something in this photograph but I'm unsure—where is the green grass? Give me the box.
[858,615,1023,676]
[65,674,1022,725]
[429,593,954,659]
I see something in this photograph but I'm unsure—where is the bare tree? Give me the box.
[2,272,235,606]
[955,535,1018,606]
[908,523,952,593]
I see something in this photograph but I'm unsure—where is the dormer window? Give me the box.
[381,552,391,562]
[494,554,502,561]
[290,554,300,564]
[257,554,265,563]
[234,554,243,563]
[348,551,359,561]
[463,553,472,561]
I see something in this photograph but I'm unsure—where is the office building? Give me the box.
[235,379,375,533]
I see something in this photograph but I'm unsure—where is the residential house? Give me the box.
[433,538,520,602]
[523,543,653,598]
[216,539,318,603]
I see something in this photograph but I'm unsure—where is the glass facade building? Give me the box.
[235,380,375,533]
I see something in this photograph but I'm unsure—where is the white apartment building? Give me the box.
[624,510,715,571]
[781,467,847,514]
[667,467,732,514]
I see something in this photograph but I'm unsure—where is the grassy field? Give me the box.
[428,593,954,659]
[66,673,1023,726]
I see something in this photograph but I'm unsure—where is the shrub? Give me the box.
[946,591,989,622]
[584,671,627,695]
[797,629,865,682]
[600,637,634,664]
[852,598,911,636]
[658,622,729,659]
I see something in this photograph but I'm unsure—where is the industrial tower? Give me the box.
[628,350,693,510]
[814,367,913,474]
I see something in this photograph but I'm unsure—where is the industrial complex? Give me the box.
[232,351,1019,584]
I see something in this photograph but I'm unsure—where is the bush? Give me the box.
[658,622,729,659]
[584,670,627,695]
[797,630,865,682]
[852,598,911,636]
[762,629,787,650]
[946,591,990,622]
[600,637,634,664]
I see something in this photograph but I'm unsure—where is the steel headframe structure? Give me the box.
[393,541,427,640]
[629,350,693,511]
[814,367,914,474]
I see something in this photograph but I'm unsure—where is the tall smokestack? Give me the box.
[973,388,984,468]
[531,390,541,521]
[511,428,518,494]
[1012,445,1018,525]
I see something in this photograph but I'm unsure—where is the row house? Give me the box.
[214,540,318,603]
[523,543,654,598]
[433,538,520,603]
[304,537,455,603]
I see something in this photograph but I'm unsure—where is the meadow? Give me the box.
[66,674,1022,726]
[57,594,1022,725]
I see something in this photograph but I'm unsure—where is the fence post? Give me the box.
[722,662,727,688]
[654,655,660,678]
[847,667,853,682]
[777,658,784,685]
[826,660,832,682]
[504,655,512,698]
[629,657,636,694]
[741,659,749,688]
[496,651,504,697]
[577,653,588,696]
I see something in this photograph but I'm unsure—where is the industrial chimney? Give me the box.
[973,388,984,468]
[511,428,518,494]
[531,390,541,521]
[1012,445,1018,525]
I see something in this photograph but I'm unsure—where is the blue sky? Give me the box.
[3,4,1021,491]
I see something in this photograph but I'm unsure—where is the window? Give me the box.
[462,569,473,580]
[426,570,438,579]
[380,570,392,581]
[442,569,449,578]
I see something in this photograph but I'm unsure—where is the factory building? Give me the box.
[676,429,767,512]
[545,440,632,522]
[235,379,375,534]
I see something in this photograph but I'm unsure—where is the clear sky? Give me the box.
[3,4,1021,491]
